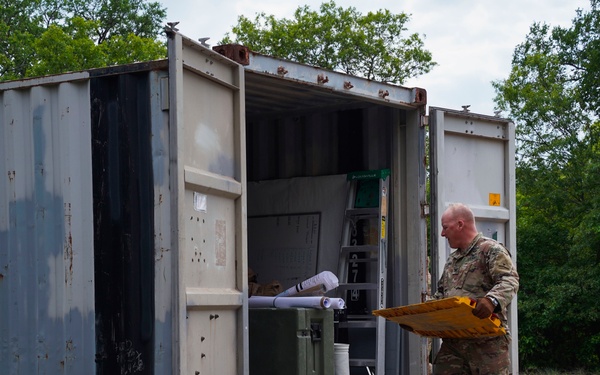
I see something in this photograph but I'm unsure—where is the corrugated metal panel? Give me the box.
[91,70,157,375]
[149,71,174,375]
[0,74,96,374]
[246,105,396,181]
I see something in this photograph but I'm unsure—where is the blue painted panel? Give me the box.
[0,79,95,375]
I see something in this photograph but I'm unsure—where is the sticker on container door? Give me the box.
[193,192,207,212]
[489,193,501,206]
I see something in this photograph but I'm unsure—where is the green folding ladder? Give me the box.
[336,169,390,374]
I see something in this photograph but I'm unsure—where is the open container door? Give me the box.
[429,107,518,373]
[166,31,248,375]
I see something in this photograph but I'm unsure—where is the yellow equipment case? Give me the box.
[373,297,506,339]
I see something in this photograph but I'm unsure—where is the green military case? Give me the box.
[249,308,334,375]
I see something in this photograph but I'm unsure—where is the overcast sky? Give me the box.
[159,0,590,116]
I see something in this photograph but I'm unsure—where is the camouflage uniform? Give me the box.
[433,234,519,375]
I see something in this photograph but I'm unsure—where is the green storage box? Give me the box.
[249,308,334,375]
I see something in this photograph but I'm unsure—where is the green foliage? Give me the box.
[221,1,436,85]
[0,0,43,79]
[29,19,103,76]
[100,33,168,66]
[0,0,167,81]
[65,0,166,42]
[494,0,600,371]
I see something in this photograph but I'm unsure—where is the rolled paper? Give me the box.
[277,271,339,297]
[329,298,345,310]
[249,296,332,309]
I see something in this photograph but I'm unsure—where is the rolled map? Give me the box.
[276,271,339,297]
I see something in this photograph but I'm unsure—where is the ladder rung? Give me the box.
[338,283,377,290]
[346,208,379,217]
[349,358,376,367]
[341,245,379,253]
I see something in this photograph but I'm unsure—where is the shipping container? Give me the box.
[0,30,516,375]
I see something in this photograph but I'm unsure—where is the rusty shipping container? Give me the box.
[0,30,517,374]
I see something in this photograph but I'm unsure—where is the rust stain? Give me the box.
[64,203,74,285]
[212,44,250,65]
[413,88,427,105]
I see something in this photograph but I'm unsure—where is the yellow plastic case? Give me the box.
[372,297,506,338]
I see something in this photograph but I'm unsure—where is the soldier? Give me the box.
[433,203,519,374]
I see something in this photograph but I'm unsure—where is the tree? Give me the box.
[493,0,600,370]
[220,1,436,85]
[64,0,166,43]
[0,0,167,81]
[0,0,43,80]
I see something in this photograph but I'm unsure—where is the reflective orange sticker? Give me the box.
[489,193,501,206]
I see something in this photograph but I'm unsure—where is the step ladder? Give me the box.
[336,169,390,374]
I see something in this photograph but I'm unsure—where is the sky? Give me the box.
[159,0,590,117]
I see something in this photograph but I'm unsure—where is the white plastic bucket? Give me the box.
[334,343,350,375]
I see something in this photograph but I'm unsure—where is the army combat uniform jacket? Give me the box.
[434,233,519,333]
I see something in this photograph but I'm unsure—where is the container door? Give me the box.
[429,107,517,373]
[167,32,248,375]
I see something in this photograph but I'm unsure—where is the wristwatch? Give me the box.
[487,296,499,308]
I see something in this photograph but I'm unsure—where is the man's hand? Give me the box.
[472,297,494,319]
